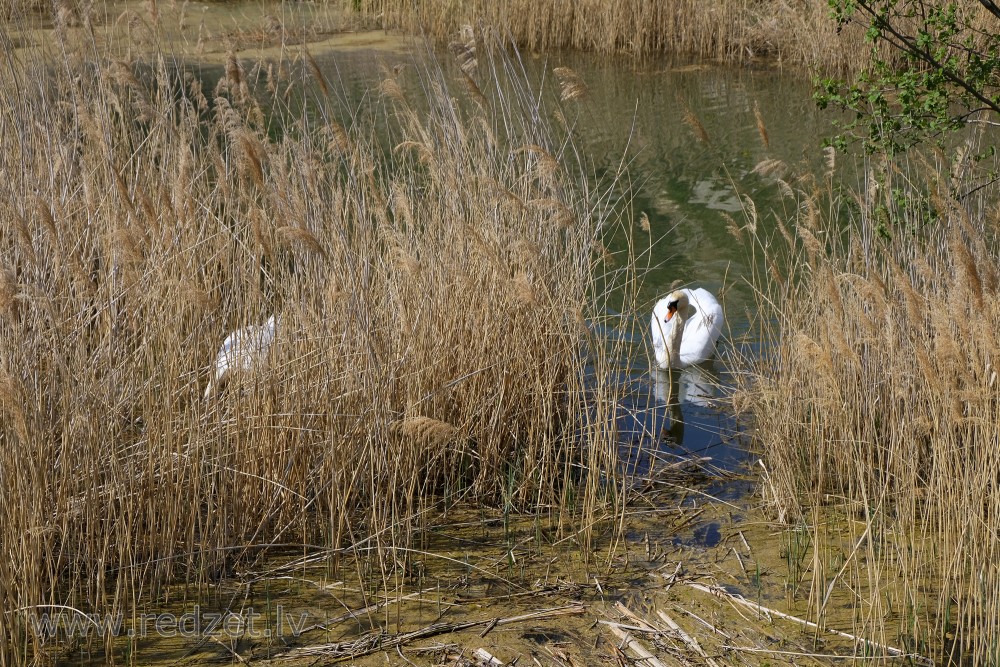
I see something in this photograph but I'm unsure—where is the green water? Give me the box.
[42,44,842,667]
[555,56,830,308]
[284,48,836,475]
[300,49,833,316]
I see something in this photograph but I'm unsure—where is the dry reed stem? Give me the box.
[394,416,459,446]
[751,158,786,179]
[553,66,588,102]
[681,107,709,144]
[753,102,769,149]
[348,0,871,73]
[276,225,328,259]
[0,23,636,664]
[0,268,16,312]
[737,159,1000,663]
[304,48,329,96]
[639,212,650,233]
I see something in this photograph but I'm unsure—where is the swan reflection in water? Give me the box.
[652,361,720,447]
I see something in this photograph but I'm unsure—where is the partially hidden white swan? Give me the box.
[651,288,723,369]
[204,314,279,398]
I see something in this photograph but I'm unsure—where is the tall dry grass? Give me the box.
[0,13,638,664]
[351,0,869,72]
[2,1,43,20]
[738,142,1000,663]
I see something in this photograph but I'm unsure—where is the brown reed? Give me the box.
[0,19,638,665]
[351,0,870,72]
[736,149,1000,664]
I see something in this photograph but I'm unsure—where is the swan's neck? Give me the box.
[665,308,686,366]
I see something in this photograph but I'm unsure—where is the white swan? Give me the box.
[651,288,723,369]
[204,314,279,398]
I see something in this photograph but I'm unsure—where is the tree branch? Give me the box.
[853,0,1000,118]
[977,0,1000,21]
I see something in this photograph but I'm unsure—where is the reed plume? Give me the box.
[737,156,1000,664]
[0,20,637,664]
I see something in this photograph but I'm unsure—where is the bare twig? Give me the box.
[685,582,933,666]
[281,605,585,661]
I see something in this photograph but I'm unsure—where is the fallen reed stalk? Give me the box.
[686,582,927,664]
[281,604,585,660]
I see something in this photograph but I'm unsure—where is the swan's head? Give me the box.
[663,290,689,322]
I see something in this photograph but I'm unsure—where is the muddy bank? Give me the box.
[12,1,411,62]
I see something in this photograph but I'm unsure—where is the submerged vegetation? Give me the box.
[0,13,643,663]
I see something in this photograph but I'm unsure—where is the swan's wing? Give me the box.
[206,330,241,398]
[687,288,724,340]
[213,330,241,375]
[672,289,724,364]
[206,321,277,398]
[260,319,278,350]
[213,326,257,376]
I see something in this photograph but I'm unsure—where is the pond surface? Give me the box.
[38,35,847,667]
[276,46,834,483]
[295,48,829,305]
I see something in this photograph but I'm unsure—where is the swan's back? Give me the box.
[205,315,279,398]
[651,288,723,368]
[217,319,276,373]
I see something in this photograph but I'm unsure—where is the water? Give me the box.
[294,47,829,297]
[46,37,839,667]
[290,46,831,482]
[543,56,830,306]
[536,56,829,480]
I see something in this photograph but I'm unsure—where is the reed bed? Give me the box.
[351,0,869,72]
[738,145,1000,663]
[0,14,638,663]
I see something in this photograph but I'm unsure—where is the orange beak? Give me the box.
[665,304,677,322]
